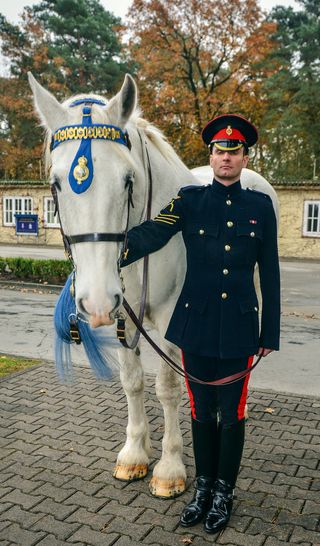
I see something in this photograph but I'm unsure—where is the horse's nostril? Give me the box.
[110,293,122,318]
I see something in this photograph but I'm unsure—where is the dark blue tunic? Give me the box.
[122,179,280,359]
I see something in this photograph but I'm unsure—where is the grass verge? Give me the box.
[0,354,42,378]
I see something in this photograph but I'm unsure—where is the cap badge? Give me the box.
[226,125,233,136]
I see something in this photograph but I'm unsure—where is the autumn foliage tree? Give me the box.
[0,0,130,179]
[0,11,59,179]
[260,0,320,180]
[127,0,277,167]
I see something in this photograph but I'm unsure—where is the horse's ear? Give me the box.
[108,73,137,127]
[28,72,65,131]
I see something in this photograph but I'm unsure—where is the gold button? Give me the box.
[250,231,255,237]
[227,221,233,228]
[226,199,232,205]
[254,306,258,312]
[185,303,189,308]
[221,292,228,299]
[225,244,231,251]
[223,269,229,275]
[199,229,205,235]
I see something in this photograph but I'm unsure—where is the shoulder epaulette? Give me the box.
[246,188,272,201]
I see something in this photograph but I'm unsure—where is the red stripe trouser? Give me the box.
[182,352,254,426]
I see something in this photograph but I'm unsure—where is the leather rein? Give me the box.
[51,104,262,386]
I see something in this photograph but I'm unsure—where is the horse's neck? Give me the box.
[132,128,197,223]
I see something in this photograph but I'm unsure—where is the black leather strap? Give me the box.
[65,233,125,245]
[117,130,153,350]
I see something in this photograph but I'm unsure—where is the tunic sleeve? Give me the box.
[120,191,184,267]
[257,201,281,350]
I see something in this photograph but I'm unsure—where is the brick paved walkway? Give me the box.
[0,362,319,546]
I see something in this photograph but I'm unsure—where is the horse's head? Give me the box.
[29,73,140,328]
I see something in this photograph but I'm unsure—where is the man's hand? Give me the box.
[257,348,274,357]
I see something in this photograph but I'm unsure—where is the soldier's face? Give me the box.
[210,146,249,184]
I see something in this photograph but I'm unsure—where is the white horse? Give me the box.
[29,73,278,498]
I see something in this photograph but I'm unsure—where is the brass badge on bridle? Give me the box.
[73,156,89,185]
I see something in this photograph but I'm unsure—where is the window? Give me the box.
[44,197,60,228]
[303,201,320,237]
[3,197,33,226]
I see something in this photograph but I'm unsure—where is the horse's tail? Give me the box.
[54,275,120,382]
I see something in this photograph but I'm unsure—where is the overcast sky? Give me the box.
[1,0,300,24]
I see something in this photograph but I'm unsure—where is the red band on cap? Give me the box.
[211,127,246,143]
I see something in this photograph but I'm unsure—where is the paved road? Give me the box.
[0,251,320,396]
[0,244,66,261]
[0,249,319,545]
[0,365,319,546]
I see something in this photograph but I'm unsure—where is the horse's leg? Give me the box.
[149,344,186,498]
[113,346,151,481]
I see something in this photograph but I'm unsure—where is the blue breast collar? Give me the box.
[51,98,131,194]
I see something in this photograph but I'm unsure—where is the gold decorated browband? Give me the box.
[51,97,131,194]
[51,123,129,150]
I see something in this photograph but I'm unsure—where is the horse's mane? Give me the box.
[43,95,187,178]
[134,115,184,167]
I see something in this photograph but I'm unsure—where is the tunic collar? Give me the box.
[211,179,242,196]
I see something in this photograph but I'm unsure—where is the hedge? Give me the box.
[0,257,72,285]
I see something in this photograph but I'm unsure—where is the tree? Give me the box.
[127,0,276,167]
[260,0,320,179]
[0,12,56,179]
[30,0,129,94]
[0,0,131,179]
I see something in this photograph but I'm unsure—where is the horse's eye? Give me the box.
[125,172,135,189]
[52,176,61,191]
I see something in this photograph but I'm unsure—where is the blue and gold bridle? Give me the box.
[51,97,131,195]
[50,96,134,254]
[51,96,153,351]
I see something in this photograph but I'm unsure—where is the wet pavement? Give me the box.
[0,252,319,545]
[0,364,319,546]
[1,260,320,396]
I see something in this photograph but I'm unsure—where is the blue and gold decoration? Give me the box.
[54,274,121,382]
[51,98,130,194]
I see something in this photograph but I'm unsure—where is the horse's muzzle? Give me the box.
[79,293,122,328]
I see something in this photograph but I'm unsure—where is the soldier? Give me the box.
[121,114,280,533]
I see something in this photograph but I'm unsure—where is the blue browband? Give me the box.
[51,98,131,194]
[69,98,107,108]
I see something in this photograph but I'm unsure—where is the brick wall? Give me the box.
[276,186,320,259]
[0,183,63,246]
[1,181,320,258]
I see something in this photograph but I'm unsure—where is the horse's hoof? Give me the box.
[149,476,186,498]
[113,463,148,481]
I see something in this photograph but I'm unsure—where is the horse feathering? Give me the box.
[54,275,121,382]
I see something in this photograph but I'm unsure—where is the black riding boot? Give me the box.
[180,417,219,527]
[204,419,245,534]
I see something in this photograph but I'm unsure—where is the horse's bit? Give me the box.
[51,97,262,386]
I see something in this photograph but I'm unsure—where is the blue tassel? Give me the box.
[54,275,121,382]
